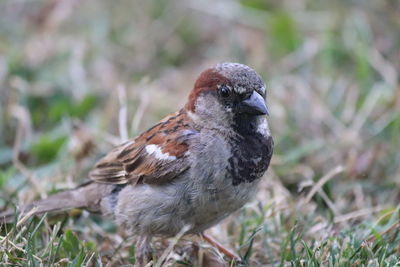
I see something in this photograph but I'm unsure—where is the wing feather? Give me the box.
[89,110,196,185]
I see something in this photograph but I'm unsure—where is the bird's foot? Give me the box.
[201,233,241,264]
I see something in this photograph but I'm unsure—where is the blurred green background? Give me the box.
[0,0,400,266]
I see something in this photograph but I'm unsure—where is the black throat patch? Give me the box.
[227,116,273,186]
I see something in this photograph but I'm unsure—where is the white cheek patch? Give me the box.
[145,144,177,161]
[257,118,270,136]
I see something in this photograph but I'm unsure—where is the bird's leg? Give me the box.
[201,233,241,263]
[135,235,152,267]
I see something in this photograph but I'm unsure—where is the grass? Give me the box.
[0,0,399,266]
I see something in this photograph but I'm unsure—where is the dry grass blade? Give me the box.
[154,224,191,267]
[131,89,149,134]
[10,105,45,198]
[117,84,129,142]
[0,207,37,246]
[367,221,400,243]
[304,165,344,204]
[334,206,383,224]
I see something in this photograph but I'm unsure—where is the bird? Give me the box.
[1,62,273,265]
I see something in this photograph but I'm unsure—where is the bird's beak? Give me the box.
[240,91,269,115]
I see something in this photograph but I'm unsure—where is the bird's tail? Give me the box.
[0,182,110,224]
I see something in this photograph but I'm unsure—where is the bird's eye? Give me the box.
[219,86,230,98]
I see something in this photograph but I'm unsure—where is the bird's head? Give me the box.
[185,62,269,135]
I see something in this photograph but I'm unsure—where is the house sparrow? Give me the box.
[1,62,273,264]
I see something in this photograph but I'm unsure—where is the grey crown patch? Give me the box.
[215,62,266,96]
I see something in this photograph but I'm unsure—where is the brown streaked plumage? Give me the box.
[89,110,193,185]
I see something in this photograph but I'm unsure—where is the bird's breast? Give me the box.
[182,131,272,232]
[226,133,273,186]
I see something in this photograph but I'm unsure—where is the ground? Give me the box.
[0,0,399,266]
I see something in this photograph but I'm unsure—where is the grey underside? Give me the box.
[102,130,261,237]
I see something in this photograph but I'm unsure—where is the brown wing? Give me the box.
[89,110,197,185]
